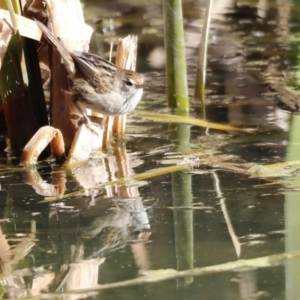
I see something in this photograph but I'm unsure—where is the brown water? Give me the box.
[1,0,300,299]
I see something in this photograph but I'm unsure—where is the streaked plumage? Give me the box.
[36,20,144,116]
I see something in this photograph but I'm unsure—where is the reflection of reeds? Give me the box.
[0,221,46,298]
[26,250,300,298]
[41,164,191,203]
[56,258,104,300]
[170,119,193,285]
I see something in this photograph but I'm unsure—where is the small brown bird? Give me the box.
[36,20,144,119]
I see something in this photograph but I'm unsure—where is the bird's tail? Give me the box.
[35,20,75,75]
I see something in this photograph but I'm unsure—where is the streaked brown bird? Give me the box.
[36,20,144,120]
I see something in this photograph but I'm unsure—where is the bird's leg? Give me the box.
[73,97,102,136]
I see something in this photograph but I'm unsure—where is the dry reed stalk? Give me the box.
[44,0,93,152]
[103,35,138,145]
[0,8,42,41]
[1,3,139,163]
[0,3,47,152]
[20,125,65,166]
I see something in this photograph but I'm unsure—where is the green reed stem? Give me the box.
[170,118,193,281]
[162,0,189,111]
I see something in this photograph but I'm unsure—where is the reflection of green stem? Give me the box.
[162,0,189,111]
[285,115,300,299]
[170,122,193,285]
[169,120,190,151]
[172,171,193,268]
[284,11,300,299]
[286,8,300,298]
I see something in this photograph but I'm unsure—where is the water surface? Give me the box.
[1,0,300,299]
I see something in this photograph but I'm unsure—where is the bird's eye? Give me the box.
[124,79,133,86]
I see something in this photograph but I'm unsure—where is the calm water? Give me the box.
[1,0,300,299]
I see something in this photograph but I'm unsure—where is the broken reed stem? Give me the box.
[102,35,138,145]
[0,3,48,152]
[46,0,93,152]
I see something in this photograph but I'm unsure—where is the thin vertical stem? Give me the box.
[171,122,193,285]
[163,0,189,111]
[194,0,213,104]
